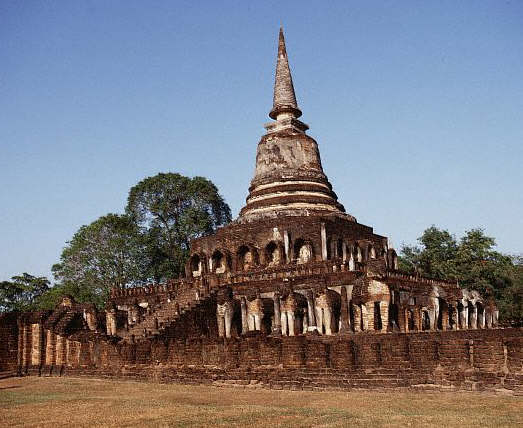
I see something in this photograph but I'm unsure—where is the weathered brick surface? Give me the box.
[16,328,517,393]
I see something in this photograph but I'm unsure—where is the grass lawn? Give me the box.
[0,376,521,427]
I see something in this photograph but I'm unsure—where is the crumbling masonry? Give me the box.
[1,29,521,392]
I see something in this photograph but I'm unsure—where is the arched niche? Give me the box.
[293,238,314,265]
[211,249,230,274]
[369,245,376,259]
[237,245,258,272]
[354,244,363,263]
[265,241,283,267]
[188,253,206,278]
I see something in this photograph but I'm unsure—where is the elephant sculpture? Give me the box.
[279,287,307,336]
[314,286,341,335]
[216,287,235,338]
[246,290,263,332]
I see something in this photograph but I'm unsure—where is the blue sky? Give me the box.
[1,1,522,281]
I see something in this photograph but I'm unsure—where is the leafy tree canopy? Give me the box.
[0,273,50,312]
[52,213,148,308]
[126,173,231,281]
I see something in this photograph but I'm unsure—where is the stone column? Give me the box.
[321,222,327,261]
[31,323,44,367]
[479,308,486,329]
[485,310,492,328]
[284,231,290,264]
[55,335,65,366]
[404,308,410,332]
[240,297,248,334]
[353,304,361,332]
[441,305,449,331]
[17,321,23,371]
[428,308,436,331]
[22,324,30,368]
[470,304,478,329]
[493,310,499,327]
[413,307,422,331]
[397,307,406,332]
[45,330,56,366]
[364,302,374,331]
[463,305,469,329]
[272,292,281,334]
[456,303,463,329]
[348,254,355,271]
[305,291,317,332]
[379,301,388,333]
[65,339,71,366]
[448,305,455,330]
[339,286,350,333]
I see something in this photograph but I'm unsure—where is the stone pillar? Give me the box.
[486,310,492,328]
[353,304,361,332]
[240,297,248,334]
[17,321,23,371]
[364,302,374,331]
[441,305,449,331]
[65,339,71,366]
[470,305,478,329]
[493,310,499,327]
[413,307,422,331]
[428,308,436,331]
[339,286,350,333]
[456,303,463,329]
[379,301,388,333]
[22,324,31,368]
[55,335,65,366]
[397,307,407,332]
[305,291,317,332]
[348,254,355,271]
[31,323,44,366]
[321,222,327,261]
[448,305,455,330]
[45,330,56,366]
[342,242,347,263]
[463,305,469,329]
[284,231,290,264]
[479,308,486,329]
[272,292,281,334]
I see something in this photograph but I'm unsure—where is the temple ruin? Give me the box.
[1,29,521,392]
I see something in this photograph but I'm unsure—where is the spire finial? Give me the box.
[269,27,302,120]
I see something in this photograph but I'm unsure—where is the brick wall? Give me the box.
[0,313,19,371]
[54,328,522,392]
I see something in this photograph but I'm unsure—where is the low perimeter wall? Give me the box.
[17,328,523,393]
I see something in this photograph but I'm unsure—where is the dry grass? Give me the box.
[0,376,521,427]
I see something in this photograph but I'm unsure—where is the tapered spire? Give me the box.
[269,27,302,120]
[239,28,350,222]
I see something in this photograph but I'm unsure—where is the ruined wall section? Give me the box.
[0,312,19,371]
[57,328,523,392]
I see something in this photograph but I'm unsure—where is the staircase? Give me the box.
[121,283,220,342]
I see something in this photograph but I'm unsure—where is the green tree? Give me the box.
[453,229,513,296]
[400,226,521,325]
[126,173,231,281]
[496,256,523,326]
[52,213,148,308]
[0,273,50,312]
[399,226,458,279]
